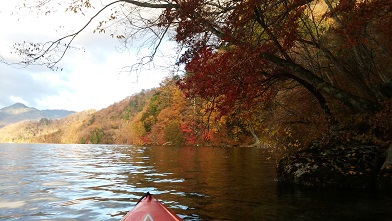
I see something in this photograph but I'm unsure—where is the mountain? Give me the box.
[0,103,75,128]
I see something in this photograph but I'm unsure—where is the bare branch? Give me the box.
[9,1,123,70]
[121,0,177,9]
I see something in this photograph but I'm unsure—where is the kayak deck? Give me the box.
[121,192,183,221]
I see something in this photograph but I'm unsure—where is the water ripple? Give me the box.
[2,144,390,220]
[0,144,196,220]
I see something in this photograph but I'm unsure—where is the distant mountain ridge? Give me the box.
[0,103,75,128]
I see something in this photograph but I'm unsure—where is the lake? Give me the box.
[0,144,391,220]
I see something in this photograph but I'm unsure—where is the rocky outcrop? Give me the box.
[377,145,392,190]
[277,144,386,190]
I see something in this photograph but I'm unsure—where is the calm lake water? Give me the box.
[0,144,391,220]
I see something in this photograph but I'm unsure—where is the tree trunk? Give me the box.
[286,74,336,124]
[248,122,262,147]
[263,53,381,111]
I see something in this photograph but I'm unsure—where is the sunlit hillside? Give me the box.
[0,89,158,145]
[0,81,259,147]
[0,110,95,143]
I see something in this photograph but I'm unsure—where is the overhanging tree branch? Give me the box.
[262,53,381,111]
[11,0,123,70]
[121,0,178,9]
[10,0,178,70]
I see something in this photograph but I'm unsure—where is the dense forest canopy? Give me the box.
[6,0,392,148]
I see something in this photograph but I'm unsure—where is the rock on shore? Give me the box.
[277,143,392,190]
[378,146,392,190]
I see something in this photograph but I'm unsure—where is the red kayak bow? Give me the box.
[121,192,183,221]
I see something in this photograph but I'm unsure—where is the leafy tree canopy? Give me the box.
[8,0,392,127]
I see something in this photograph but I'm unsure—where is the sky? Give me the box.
[0,1,178,112]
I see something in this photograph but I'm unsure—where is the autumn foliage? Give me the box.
[6,0,392,148]
[175,0,392,148]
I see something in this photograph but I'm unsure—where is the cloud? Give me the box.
[0,64,66,107]
[1,1,175,112]
[9,96,29,105]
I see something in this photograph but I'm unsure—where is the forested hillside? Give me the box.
[0,82,263,146]
[0,110,95,143]
[0,78,329,151]
[1,71,390,151]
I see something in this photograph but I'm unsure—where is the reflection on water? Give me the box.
[0,144,391,220]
